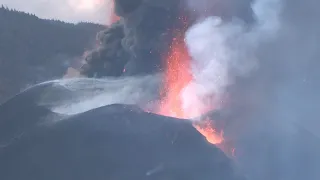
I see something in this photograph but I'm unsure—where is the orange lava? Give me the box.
[158,35,193,119]
[157,25,224,145]
[194,120,224,144]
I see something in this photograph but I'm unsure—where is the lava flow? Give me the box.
[157,26,224,145]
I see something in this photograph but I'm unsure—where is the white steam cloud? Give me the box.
[182,0,282,118]
[183,0,320,179]
[37,75,161,115]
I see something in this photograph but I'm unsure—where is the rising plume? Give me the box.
[79,0,254,78]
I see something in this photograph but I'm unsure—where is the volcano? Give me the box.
[1,80,320,180]
[0,82,245,180]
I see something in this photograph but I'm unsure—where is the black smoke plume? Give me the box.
[80,0,254,77]
[80,21,127,77]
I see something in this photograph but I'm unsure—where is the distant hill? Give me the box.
[0,5,105,102]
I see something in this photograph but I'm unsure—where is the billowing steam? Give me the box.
[39,75,161,115]
[182,0,282,118]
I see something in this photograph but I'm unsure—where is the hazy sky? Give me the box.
[0,0,113,24]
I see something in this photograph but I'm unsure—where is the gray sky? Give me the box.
[0,0,113,24]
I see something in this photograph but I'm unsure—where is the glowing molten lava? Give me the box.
[158,35,193,118]
[195,120,224,144]
[157,29,223,145]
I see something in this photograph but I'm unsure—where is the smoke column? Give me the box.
[182,0,282,118]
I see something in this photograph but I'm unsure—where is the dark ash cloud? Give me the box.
[80,0,254,77]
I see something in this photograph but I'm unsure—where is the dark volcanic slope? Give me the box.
[0,81,67,144]
[0,91,244,180]
[0,6,104,103]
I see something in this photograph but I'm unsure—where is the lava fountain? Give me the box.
[156,17,224,145]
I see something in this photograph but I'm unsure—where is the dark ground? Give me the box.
[1,78,320,180]
[0,82,245,180]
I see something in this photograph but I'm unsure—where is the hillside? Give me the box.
[0,6,104,102]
